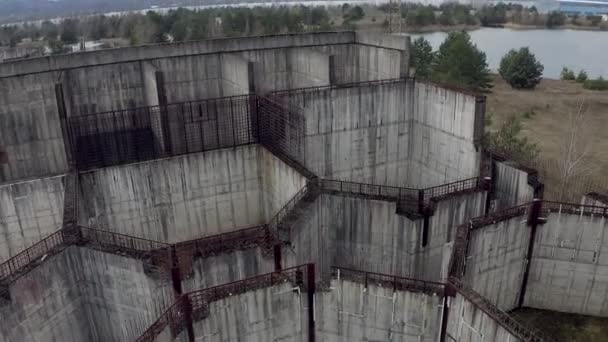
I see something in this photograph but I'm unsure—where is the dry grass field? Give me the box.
[486,75,608,201]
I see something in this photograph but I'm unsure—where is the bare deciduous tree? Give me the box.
[557,98,594,201]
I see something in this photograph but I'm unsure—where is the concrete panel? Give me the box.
[355,31,410,78]
[0,246,91,342]
[493,161,535,210]
[445,292,519,342]
[525,212,608,316]
[243,47,330,93]
[316,279,442,341]
[78,248,173,342]
[315,44,401,84]
[409,82,480,187]
[63,61,150,115]
[0,175,65,262]
[219,53,251,96]
[465,217,530,311]
[182,248,275,292]
[285,191,486,283]
[0,32,356,78]
[154,54,222,103]
[259,147,308,221]
[289,81,412,187]
[78,145,265,242]
[0,72,68,182]
[192,282,307,341]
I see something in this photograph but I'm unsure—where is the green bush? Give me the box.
[583,77,608,90]
[410,37,434,79]
[560,67,576,81]
[498,47,544,89]
[432,31,492,90]
[575,70,588,83]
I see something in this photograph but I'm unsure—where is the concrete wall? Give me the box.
[220,53,251,96]
[78,145,265,242]
[409,82,481,188]
[524,212,608,316]
[315,44,401,84]
[78,248,174,342]
[286,81,412,187]
[63,61,152,115]
[259,147,308,221]
[493,161,535,210]
[0,247,91,342]
[355,31,410,78]
[244,47,331,93]
[581,193,608,207]
[286,191,486,283]
[182,247,275,292]
[0,72,67,182]
[316,279,442,341]
[445,291,519,342]
[0,32,355,77]
[191,282,308,341]
[283,80,481,188]
[465,217,530,311]
[0,175,65,262]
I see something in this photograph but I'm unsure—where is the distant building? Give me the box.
[558,0,608,15]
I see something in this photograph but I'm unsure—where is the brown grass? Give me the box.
[511,308,608,342]
[486,75,608,201]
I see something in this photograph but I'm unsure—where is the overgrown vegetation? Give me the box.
[484,113,539,161]
[583,77,608,90]
[498,47,544,89]
[412,32,491,91]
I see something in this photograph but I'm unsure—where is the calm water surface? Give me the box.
[410,28,608,79]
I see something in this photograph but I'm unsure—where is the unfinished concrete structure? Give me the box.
[0,31,605,342]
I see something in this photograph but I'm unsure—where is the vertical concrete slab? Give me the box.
[192,283,307,341]
[316,280,442,341]
[525,212,608,316]
[410,82,481,187]
[445,292,519,342]
[493,161,536,210]
[78,146,266,242]
[465,217,530,311]
[219,53,252,96]
[0,175,65,262]
[0,72,68,182]
[0,247,91,342]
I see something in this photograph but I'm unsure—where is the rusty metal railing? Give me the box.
[448,278,554,342]
[422,177,483,202]
[136,264,312,342]
[331,266,445,295]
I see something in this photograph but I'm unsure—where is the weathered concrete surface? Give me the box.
[355,31,410,78]
[286,81,413,187]
[244,47,331,93]
[409,82,481,188]
[465,216,530,311]
[493,161,535,210]
[191,282,307,341]
[0,32,356,78]
[0,175,65,262]
[284,80,481,188]
[0,246,91,342]
[445,291,519,342]
[316,279,442,341]
[78,248,173,341]
[285,191,486,282]
[315,44,401,84]
[182,247,274,292]
[259,147,307,221]
[78,145,265,242]
[525,212,608,317]
[0,72,68,182]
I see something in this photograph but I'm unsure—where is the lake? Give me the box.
[410,28,608,79]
